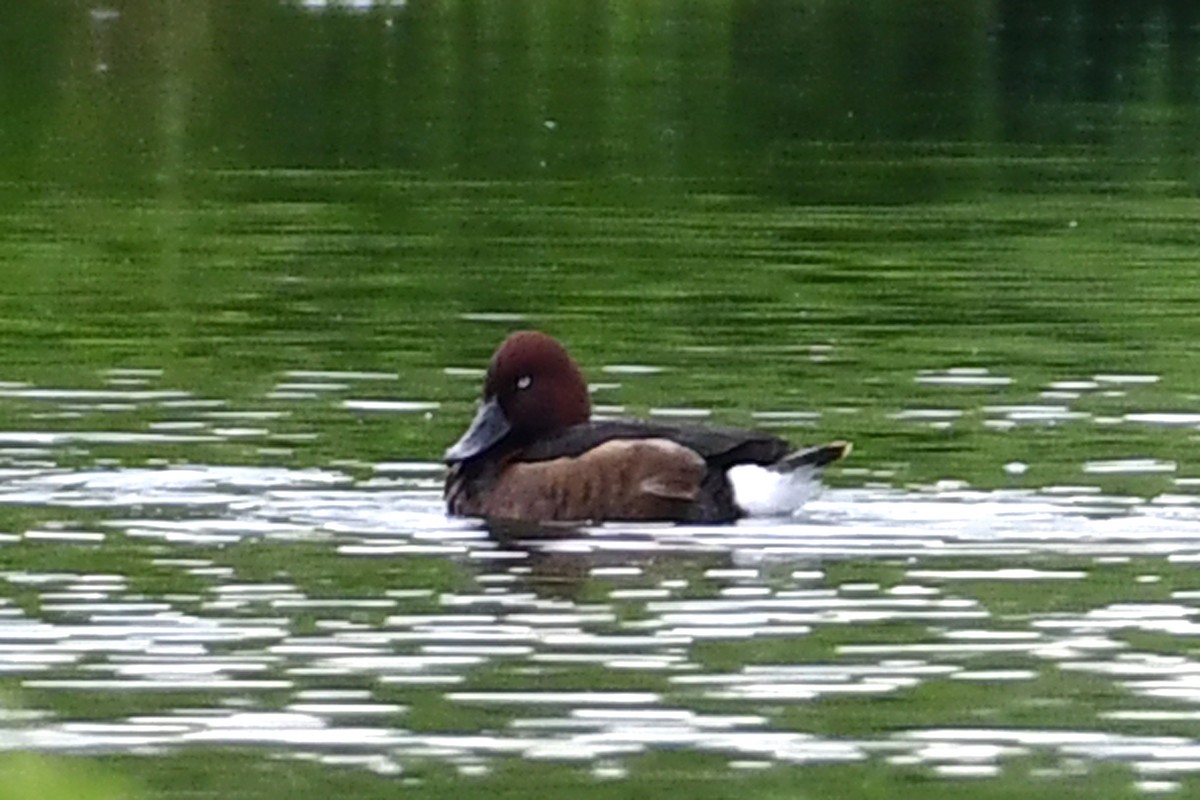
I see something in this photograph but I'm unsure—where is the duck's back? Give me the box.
[447,420,790,524]
[518,420,790,469]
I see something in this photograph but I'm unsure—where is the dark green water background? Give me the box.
[3,2,1200,798]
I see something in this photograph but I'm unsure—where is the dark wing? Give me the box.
[516,419,790,468]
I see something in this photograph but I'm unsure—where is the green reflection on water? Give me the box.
[3,0,1200,796]
[0,753,135,800]
[4,181,1199,492]
[9,749,1157,800]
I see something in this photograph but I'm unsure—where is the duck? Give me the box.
[444,331,850,524]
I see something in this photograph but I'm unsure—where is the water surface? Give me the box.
[4,1,1200,798]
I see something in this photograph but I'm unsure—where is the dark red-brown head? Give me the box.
[444,331,591,463]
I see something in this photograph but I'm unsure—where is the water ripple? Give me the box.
[2,370,1200,785]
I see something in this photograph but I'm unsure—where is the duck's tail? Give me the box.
[770,440,852,473]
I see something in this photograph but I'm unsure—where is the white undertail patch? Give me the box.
[728,463,823,517]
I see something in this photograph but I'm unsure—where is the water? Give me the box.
[4,1,1200,798]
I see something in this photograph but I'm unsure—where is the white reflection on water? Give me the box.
[2,462,1200,778]
[3,374,1200,783]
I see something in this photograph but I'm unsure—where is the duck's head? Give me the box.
[444,331,591,463]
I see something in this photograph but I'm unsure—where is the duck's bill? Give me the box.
[444,397,511,462]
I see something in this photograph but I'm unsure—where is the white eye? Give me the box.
[516,375,533,390]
